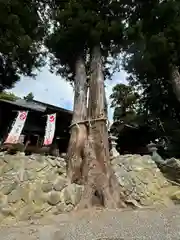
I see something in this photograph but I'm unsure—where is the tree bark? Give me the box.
[66,56,88,184]
[170,65,180,103]
[76,46,126,209]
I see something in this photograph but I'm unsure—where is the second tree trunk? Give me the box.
[76,46,126,209]
[66,56,88,184]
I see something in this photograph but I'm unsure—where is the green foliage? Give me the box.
[110,83,160,154]
[110,83,139,122]
[110,83,146,134]
[24,92,34,101]
[119,0,180,156]
[0,0,47,91]
[46,0,125,81]
[123,0,180,120]
[0,91,18,101]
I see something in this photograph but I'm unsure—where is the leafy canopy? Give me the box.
[0,0,47,91]
[0,91,18,101]
[24,92,34,101]
[117,0,180,156]
[110,83,139,123]
[46,0,126,81]
[123,0,180,121]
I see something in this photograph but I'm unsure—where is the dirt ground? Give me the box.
[1,206,180,239]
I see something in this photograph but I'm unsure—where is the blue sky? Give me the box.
[10,66,128,122]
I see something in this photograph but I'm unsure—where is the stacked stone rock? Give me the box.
[0,152,179,223]
[111,155,178,207]
[158,158,180,183]
[0,153,83,223]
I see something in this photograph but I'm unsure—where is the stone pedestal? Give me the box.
[147,142,157,153]
[109,134,119,158]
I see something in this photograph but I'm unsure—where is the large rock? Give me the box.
[1,181,18,195]
[47,191,61,206]
[8,189,21,203]
[171,190,180,203]
[62,184,83,206]
[42,182,53,193]
[111,154,174,207]
[53,176,67,191]
[160,158,180,183]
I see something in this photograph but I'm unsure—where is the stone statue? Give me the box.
[147,142,165,165]
[109,134,120,158]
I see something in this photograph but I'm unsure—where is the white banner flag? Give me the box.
[43,113,56,146]
[4,111,28,144]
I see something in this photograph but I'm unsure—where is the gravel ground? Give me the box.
[1,206,180,240]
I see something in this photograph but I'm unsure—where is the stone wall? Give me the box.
[0,153,179,223]
[0,153,83,223]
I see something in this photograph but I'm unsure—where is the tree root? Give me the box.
[75,135,127,210]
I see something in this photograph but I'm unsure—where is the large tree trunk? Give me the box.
[170,65,180,102]
[66,56,88,184]
[76,46,126,209]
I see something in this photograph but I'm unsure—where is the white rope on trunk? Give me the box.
[69,117,108,129]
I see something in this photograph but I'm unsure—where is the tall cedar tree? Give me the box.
[46,0,128,208]
[0,0,47,91]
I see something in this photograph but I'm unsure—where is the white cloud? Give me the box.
[11,66,128,121]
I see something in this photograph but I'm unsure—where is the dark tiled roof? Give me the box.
[33,100,72,115]
[0,98,72,115]
[0,98,46,112]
